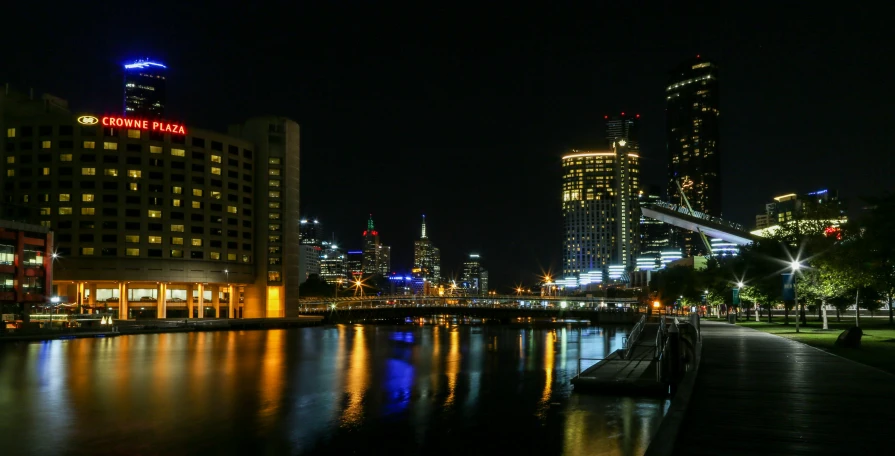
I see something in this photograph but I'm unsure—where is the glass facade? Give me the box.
[123,60,167,118]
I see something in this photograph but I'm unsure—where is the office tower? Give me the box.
[604,112,641,151]
[361,215,381,275]
[636,185,671,270]
[413,215,441,282]
[123,59,167,118]
[461,254,488,295]
[561,140,640,281]
[753,189,845,233]
[346,251,364,279]
[298,245,321,283]
[378,245,391,276]
[666,56,721,256]
[319,241,347,285]
[299,219,322,248]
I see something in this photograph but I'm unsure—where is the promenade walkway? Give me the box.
[672,321,893,455]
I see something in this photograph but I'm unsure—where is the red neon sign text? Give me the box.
[102,116,187,135]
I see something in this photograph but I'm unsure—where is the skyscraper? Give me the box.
[461,254,488,295]
[636,185,672,270]
[604,113,641,151]
[666,56,721,256]
[362,216,379,274]
[561,140,640,281]
[123,59,167,118]
[413,215,441,282]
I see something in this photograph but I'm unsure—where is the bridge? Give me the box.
[641,201,760,246]
[297,294,643,324]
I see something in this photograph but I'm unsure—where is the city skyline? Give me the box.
[2,4,891,289]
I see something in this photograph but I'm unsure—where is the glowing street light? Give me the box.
[791,260,803,333]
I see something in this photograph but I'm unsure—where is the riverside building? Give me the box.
[0,88,300,319]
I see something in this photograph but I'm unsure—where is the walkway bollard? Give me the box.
[667,323,680,393]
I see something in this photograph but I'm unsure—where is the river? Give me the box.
[0,324,668,455]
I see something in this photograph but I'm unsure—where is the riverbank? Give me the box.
[0,316,324,343]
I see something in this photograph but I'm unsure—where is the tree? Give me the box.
[299,274,335,298]
[797,255,850,329]
[853,194,895,325]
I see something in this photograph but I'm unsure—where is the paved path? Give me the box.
[673,321,893,455]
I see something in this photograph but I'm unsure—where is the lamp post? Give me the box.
[791,261,802,333]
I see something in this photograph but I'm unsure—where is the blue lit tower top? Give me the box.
[123,59,167,118]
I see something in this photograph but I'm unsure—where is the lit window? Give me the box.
[59,194,70,202]
[148,210,161,218]
[41,167,50,176]
[129,183,139,191]
[126,248,140,256]
[171,148,185,157]
[82,194,94,202]
[211,155,221,163]
[242,255,250,263]
[191,239,203,247]
[172,237,183,245]
[81,247,94,256]
[269,212,281,220]
[21,195,29,203]
[127,129,141,139]
[172,186,182,194]
[171,224,184,232]
[128,170,141,178]
[211,167,221,175]
[171,249,183,258]
[150,145,162,154]
[40,221,50,228]
[268,201,280,209]
[269,180,280,187]
[269,191,280,198]
[59,207,72,215]
[210,252,221,260]
[269,235,280,243]
[60,154,72,162]
[268,271,281,282]
[83,141,96,149]
[148,236,162,244]
[269,224,281,231]
[81,207,95,216]
[210,191,221,199]
[6,128,15,138]
[269,169,281,176]
[105,168,118,177]
[81,167,96,176]
[40,207,51,215]
[103,142,118,150]
[269,158,280,165]
[191,201,201,209]
[227,206,237,214]
[41,141,52,149]
[172,199,182,207]
[227,253,237,261]
[192,189,203,197]
[6,170,13,177]
[125,235,140,243]
[5,156,13,164]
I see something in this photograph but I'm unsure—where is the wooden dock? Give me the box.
[572,323,667,396]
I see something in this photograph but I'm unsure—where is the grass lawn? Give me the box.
[710,315,895,375]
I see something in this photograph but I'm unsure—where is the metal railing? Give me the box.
[576,357,605,378]
[622,315,647,359]
[649,201,746,232]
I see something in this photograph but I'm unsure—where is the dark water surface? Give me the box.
[0,325,668,455]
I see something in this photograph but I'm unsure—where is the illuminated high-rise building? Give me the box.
[123,59,167,118]
[413,215,441,282]
[461,254,488,295]
[561,140,640,280]
[604,112,640,152]
[299,219,322,248]
[361,215,388,275]
[636,185,671,270]
[666,56,721,256]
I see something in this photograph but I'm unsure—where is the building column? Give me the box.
[228,285,235,319]
[158,283,167,319]
[212,285,220,318]
[88,283,97,315]
[119,282,128,320]
[186,284,194,319]
[197,283,205,319]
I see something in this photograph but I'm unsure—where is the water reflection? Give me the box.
[0,324,667,455]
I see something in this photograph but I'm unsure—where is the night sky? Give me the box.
[4,4,892,289]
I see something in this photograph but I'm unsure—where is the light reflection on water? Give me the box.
[0,325,668,455]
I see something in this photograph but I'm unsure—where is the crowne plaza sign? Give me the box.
[78,115,187,135]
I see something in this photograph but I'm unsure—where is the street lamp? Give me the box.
[791,261,802,333]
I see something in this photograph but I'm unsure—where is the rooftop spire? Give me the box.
[421,214,427,239]
[367,214,374,231]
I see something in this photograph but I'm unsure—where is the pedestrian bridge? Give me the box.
[297,295,643,324]
[640,201,760,246]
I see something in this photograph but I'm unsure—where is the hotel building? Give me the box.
[0,88,300,319]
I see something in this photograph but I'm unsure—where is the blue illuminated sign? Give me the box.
[124,60,167,70]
